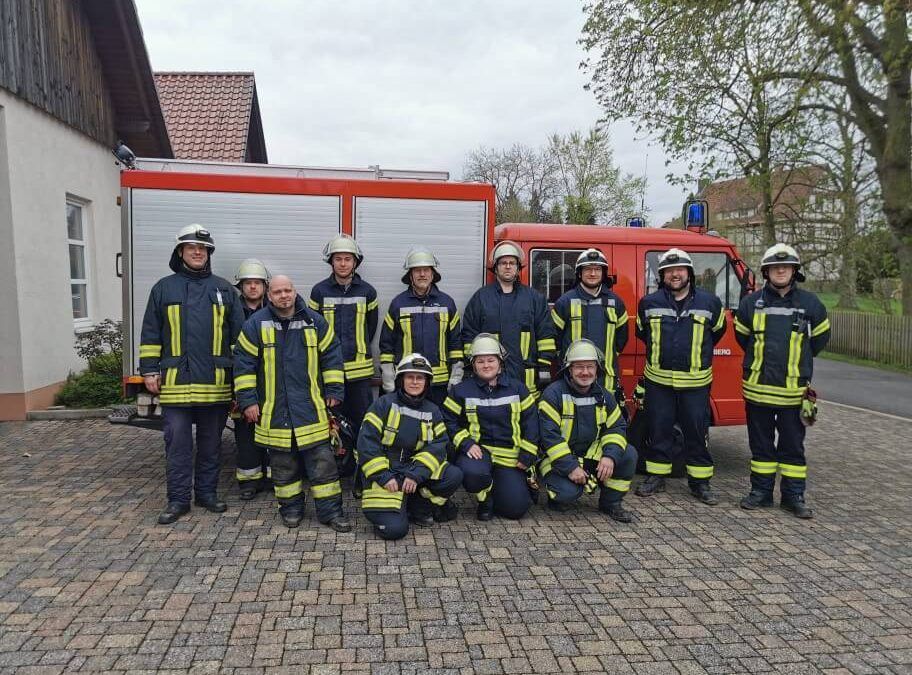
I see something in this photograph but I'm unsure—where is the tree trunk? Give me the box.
[836,120,858,310]
[898,236,912,316]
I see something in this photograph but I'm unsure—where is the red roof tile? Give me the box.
[153,72,265,162]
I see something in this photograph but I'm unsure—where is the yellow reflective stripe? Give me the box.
[379,353,395,363]
[355,302,367,358]
[811,317,830,337]
[419,486,447,505]
[649,317,661,368]
[453,429,471,446]
[560,396,574,440]
[433,422,446,436]
[602,477,631,492]
[741,380,805,406]
[539,400,561,425]
[643,364,713,388]
[600,433,626,451]
[537,338,556,352]
[384,313,395,330]
[274,480,303,499]
[311,481,342,499]
[509,401,522,452]
[363,411,384,432]
[449,311,460,331]
[570,300,583,342]
[307,298,320,310]
[362,456,390,478]
[750,460,778,474]
[303,327,327,428]
[779,463,807,479]
[401,316,413,356]
[604,405,621,428]
[438,311,448,369]
[319,324,335,352]
[167,305,181,356]
[786,331,803,390]
[520,394,536,411]
[236,467,264,481]
[604,307,616,376]
[362,484,404,510]
[261,324,276,431]
[713,310,725,332]
[413,451,441,476]
[686,465,714,479]
[367,298,379,311]
[164,367,178,387]
[234,374,257,391]
[139,344,161,358]
[344,358,374,378]
[520,331,531,359]
[519,438,537,454]
[748,312,766,385]
[382,407,401,446]
[463,342,472,357]
[545,442,571,461]
[525,367,537,394]
[734,317,750,335]
[237,332,259,357]
[212,303,226,356]
[691,319,705,374]
[448,349,464,360]
[646,460,672,475]
[551,308,566,330]
[485,444,520,468]
[466,403,480,442]
[323,369,344,385]
[443,397,462,415]
[616,310,629,326]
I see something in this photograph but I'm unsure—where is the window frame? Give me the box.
[644,249,740,310]
[66,197,93,330]
[529,247,588,304]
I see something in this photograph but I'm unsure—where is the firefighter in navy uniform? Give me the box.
[551,248,629,393]
[357,354,464,540]
[443,334,539,521]
[232,259,271,500]
[461,241,556,398]
[233,275,352,531]
[309,235,379,481]
[139,224,244,525]
[379,247,463,407]
[538,340,637,522]
[734,244,830,519]
[634,248,726,504]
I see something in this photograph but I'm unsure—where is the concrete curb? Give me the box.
[27,408,112,421]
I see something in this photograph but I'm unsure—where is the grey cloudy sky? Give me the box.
[135,0,691,224]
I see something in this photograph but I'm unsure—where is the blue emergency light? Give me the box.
[683,199,708,232]
[626,217,645,228]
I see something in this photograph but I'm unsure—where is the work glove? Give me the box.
[381,363,396,393]
[633,378,646,411]
[801,388,818,427]
[448,361,464,390]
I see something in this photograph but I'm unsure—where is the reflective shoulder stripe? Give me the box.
[384,313,395,330]
[563,393,596,406]
[604,405,621,428]
[616,311,629,326]
[519,394,536,411]
[712,310,725,331]
[539,400,561,425]
[322,296,367,305]
[307,298,320,310]
[645,308,676,317]
[734,317,751,335]
[464,394,521,407]
[367,298,379,311]
[686,309,712,319]
[443,397,462,415]
[391,402,434,421]
[756,307,795,316]
[551,308,566,329]
[318,324,334,351]
[237,331,259,356]
[363,411,384,431]
[811,317,831,337]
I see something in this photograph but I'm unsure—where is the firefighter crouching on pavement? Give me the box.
[309,235,379,487]
[734,244,831,519]
[233,259,271,500]
[538,339,637,522]
[139,225,244,525]
[635,248,726,505]
[379,247,463,407]
[551,248,629,395]
[443,333,539,521]
[357,354,464,540]
[233,274,352,531]
[462,241,556,398]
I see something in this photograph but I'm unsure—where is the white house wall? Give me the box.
[0,89,122,401]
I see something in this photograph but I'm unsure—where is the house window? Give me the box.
[67,200,91,324]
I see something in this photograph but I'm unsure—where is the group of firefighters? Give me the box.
[139,224,830,538]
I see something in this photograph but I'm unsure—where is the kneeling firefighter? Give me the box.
[538,339,637,522]
[357,353,464,540]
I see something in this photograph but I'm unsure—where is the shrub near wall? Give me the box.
[55,320,124,408]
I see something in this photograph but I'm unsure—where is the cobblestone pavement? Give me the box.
[0,402,910,674]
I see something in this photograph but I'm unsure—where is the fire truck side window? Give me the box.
[645,251,739,310]
[530,249,585,303]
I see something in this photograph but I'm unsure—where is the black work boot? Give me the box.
[194,496,228,513]
[157,502,190,525]
[408,497,435,528]
[599,499,634,523]
[740,490,773,510]
[238,482,262,501]
[635,475,666,497]
[280,507,304,529]
[780,495,814,519]
[325,515,353,532]
[689,481,719,506]
[476,494,495,521]
[433,500,458,523]
[547,498,574,513]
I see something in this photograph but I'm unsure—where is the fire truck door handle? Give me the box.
[116,253,123,278]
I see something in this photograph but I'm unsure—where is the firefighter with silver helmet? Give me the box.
[551,248,629,393]
[379,246,463,407]
[634,248,726,504]
[232,258,271,500]
[356,353,464,539]
[461,240,556,397]
[442,333,539,521]
[538,340,637,521]
[139,224,244,525]
[309,235,379,482]
[734,243,830,519]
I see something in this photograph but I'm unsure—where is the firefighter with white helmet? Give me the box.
[356,353,464,539]
[379,246,463,407]
[139,224,244,525]
[309,234,379,490]
[634,247,726,504]
[461,240,556,397]
[734,243,830,518]
[551,248,629,394]
[232,258,271,500]
[442,333,539,521]
[537,339,637,521]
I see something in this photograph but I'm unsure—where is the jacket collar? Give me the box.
[267,294,310,322]
[327,272,364,291]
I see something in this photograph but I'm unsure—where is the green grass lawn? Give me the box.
[817,292,901,314]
